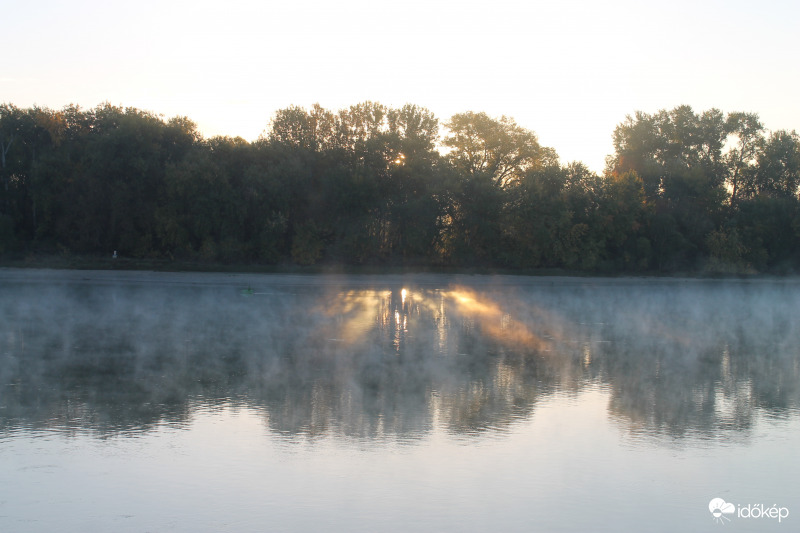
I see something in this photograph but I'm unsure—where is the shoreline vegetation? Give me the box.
[1,102,799,276]
[0,256,800,287]
[0,253,790,280]
[0,251,595,277]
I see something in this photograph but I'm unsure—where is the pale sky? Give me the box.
[3,0,799,172]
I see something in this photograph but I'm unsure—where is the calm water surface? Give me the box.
[1,270,799,532]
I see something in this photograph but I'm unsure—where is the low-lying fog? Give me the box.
[2,269,799,443]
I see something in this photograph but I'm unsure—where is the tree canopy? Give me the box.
[1,102,799,274]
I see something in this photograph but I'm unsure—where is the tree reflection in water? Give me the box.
[1,274,798,444]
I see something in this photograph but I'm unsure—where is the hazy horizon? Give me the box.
[4,0,799,173]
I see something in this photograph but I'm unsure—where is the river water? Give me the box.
[1,270,798,532]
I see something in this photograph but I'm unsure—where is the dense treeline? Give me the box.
[1,102,799,273]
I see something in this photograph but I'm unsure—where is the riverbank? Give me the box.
[0,251,589,277]
[0,251,790,281]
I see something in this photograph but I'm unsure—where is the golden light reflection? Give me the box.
[583,343,592,367]
[317,289,391,346]
[442,287,552,352]
[313,285,571,358]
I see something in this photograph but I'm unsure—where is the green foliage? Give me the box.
[0,213,14,252]
[505,163,602,269]
[443,111,554,189]
[706,228,751,274]
[2,101,799,274]
[730,196,800,271]
[290,222,325,265]
[753,130,800,198]
[611,105,728,203]
[608,106,798,270]
[597,170,651,270]
[724,112,763,206]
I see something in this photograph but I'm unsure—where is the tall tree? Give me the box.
[753,130,800,198]
[609,106,733,266]
[611,106,727,200]
[443,112,554,189]
[724,112,764,206]
[442,112,556,263]
[508,162,603,269]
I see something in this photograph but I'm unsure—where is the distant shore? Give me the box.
[0,251,580,277]
[0,252,788,280]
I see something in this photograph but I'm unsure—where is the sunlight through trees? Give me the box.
[1,102,799,273]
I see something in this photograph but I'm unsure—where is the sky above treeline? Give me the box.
[3,0,799,172]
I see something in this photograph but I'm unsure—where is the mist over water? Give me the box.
[2,270,799,531]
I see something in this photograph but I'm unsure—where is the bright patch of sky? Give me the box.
[3,0,798,172]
